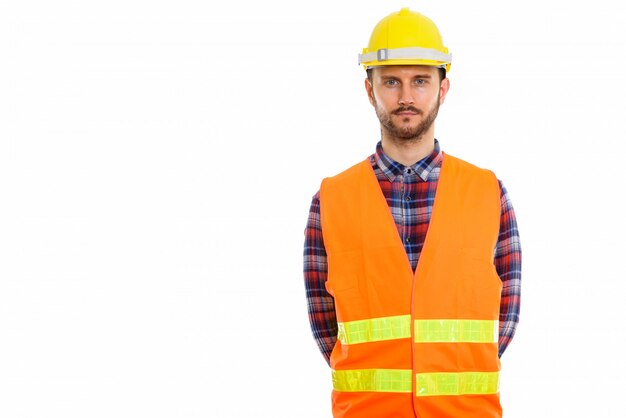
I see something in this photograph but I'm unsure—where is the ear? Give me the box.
[364,77,376,106]
[438,77,451,105]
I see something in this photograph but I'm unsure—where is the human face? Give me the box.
[365,66,450,142]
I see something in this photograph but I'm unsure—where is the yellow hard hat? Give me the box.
[359,8,451,72]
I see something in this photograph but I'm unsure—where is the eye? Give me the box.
[384,79,399,86]
[414,79,427,85]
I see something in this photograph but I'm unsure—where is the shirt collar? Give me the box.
[373,138,443,182]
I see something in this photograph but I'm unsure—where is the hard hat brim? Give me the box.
[361,59,451,73]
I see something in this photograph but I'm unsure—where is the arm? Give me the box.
[303,191,337,366]
[495,180,522,357]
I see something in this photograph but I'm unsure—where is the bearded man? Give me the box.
[303,8,522,418]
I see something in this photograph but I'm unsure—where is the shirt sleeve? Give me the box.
[494,180,522,357]
[303,191,337,366]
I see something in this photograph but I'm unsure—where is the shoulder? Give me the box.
[443,152,501,187]
[443,153,502,205]
[444,152,497,177]
[321,158,370,189]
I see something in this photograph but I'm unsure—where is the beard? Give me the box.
[374,93,441,142]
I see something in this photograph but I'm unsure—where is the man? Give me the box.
[303,8,521,418]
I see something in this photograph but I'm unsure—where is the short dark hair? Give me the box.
[366,67,447,84]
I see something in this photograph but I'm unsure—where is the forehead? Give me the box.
[372,65,439,78]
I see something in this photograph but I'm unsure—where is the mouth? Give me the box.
[393,107,421,117]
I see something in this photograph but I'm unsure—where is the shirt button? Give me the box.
[405,237,411,243]
[405,195,411,201]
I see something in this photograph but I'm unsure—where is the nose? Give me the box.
[398,85,415,106]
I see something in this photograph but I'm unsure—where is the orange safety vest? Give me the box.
[320,152,503,418]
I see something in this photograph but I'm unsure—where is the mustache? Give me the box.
[392,106,423,115]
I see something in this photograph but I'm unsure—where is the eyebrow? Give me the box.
[380,74,432,80]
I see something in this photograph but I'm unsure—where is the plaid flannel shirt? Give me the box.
[303,139,522,365]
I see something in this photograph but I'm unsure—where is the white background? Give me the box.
[1,1,625,417]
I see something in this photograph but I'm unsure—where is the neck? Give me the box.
[380,131,435,167]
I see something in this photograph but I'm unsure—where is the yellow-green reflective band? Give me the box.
[337,315,411,345]
[332,369,412,393]
[415,372,500,397]
[414,319,498,343]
